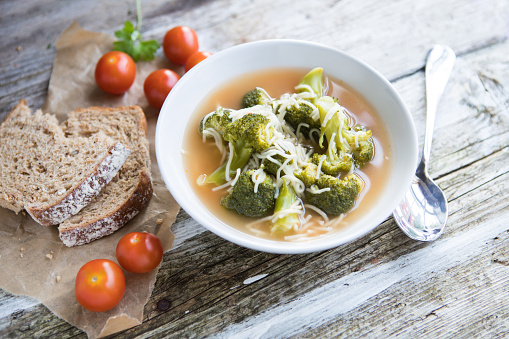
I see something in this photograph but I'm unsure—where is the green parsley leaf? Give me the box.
[112,1,160,62]
[138,39,160,61]
[114,21,135,41]
[113,40,134,58]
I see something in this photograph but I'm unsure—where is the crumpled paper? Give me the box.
[0,22,181,338]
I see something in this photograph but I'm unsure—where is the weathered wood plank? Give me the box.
[121,41,509,337]
[108,141,509,337]
[391,39,509,180]
[132,156,508,338]
[2,0,509,120]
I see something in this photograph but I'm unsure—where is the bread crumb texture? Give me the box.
[0,101,131,226]
[58,105,153,246]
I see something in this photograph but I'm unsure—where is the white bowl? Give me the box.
[156,40,418,254]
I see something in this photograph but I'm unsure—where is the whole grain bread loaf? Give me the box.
[58,105,153,246]
[0,100,131,225]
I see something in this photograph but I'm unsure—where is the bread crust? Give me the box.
[0,98,25,210]
[0,99,28,131]
[25,142,131,226]
[58,105,153,246]
[0,100,131,225]
[58,169,153,246]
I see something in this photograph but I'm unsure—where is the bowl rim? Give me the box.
[156,39,419,254]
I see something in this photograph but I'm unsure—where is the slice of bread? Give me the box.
[58,106,153,246]
[0,100,131,226]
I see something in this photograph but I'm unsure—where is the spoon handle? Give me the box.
[420,45,456,173]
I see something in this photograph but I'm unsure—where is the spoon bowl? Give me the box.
[393,162,449,241]
[392,45,455,242]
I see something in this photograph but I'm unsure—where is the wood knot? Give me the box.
[157,299,171,311]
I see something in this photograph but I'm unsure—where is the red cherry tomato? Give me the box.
[116,232,163,273]
[95,51,136,94]
[75,259,125,312]
[185,51,213,72]
[143,69,180,109]
[163,26,199,65]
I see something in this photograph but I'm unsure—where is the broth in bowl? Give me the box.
[182,67,393,242]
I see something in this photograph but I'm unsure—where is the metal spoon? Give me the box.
[392,45,456,241]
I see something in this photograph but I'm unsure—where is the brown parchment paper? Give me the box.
[0,22,181,338]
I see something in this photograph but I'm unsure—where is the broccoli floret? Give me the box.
[310,153,352,176]
[220,170,276,217]
[295,163,319,187]
[279,99,321,138]
[276,68,324,138]
[296,67,324,105]
[271,177,302,234]
[305,173,363,215]
[204,113,274,185]
[223,113,274,152]
[241,88,272,108]
[296,164,363,215]
[352,139,374,167]
[316,96,373,174]
[199,108,232,136]
[262,153,293,176]
[348,125,374,167]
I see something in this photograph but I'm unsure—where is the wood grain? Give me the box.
[1,0,509,337]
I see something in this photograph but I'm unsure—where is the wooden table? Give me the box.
[1,0,509,337]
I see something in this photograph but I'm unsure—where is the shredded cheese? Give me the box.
[295,84,315,96]
[322,104,341,127]
[316,157,324,179]
[295,123,310,139]
[203,127,227,161]
[224,142,235,182]
[300,100,320,121]
[251,168,267,193]
[197,174,207,186]
[212,168,242,192]
[304,203,329,223]
[256,86,273,101]
[327,132,337,160]
[306,186,331,194]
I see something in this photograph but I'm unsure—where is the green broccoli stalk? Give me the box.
[220,170,276,217]
[314,96,374,175]
[271,177,302,234]
[277,68,324,138]
[241,88,272,108]
[204,140,254,185]
[296,67,324,105]
[305,173,363,215]
[314,96,354,175]
[203,113,274,186]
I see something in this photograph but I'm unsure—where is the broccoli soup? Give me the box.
[182,68,392,242]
